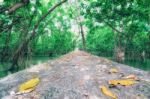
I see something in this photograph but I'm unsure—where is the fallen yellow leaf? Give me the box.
[109,79,136,86]
[109,68,119,73]
[100,86,117,99]
[19,77,40,93]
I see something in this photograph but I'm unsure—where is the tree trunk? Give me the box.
[102,20,125,62]
[1,30,12,62]
[114,45,125,63]
[113,23,125,63]
[79,23,86,50]
[73,1,86,50]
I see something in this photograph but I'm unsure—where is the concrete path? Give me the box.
[0,51,150,99]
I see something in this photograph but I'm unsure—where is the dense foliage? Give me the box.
[0,0,149,75]
[86,26,115,56]
[81,0,150,61]
[0,0,75,64]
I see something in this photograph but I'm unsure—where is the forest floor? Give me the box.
[0,50,150,99]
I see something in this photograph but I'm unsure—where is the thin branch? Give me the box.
[103,20,122,34]
[7,2,24,14]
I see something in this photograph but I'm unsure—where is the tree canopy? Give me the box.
[0,0,150,73]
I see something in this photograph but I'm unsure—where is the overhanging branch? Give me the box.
[30,0,67,40]
[12,0,68,66]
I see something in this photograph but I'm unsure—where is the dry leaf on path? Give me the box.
[109,79,137,86]
[100,86,117,99]
[19,77,40,93]
[109,68,119,73]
